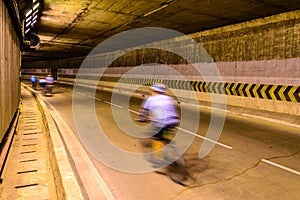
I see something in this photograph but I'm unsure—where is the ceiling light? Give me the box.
[32,10,39,16]
[31,20,37,26]
[143,4,169,17]
[25,9,32,17]
[25,16,32,22]
[32,15,38,21]
[26,21,32,27]
[25,28,31,34]
[33,3,39,11]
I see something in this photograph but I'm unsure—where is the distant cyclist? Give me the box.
[45,74,54,94]
[30,75,37,90]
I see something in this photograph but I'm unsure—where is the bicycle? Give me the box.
[140,125,188,185]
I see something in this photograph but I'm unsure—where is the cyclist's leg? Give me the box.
[162,126,188,184]
[140,124,170,167]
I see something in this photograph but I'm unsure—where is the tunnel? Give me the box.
[0,0,300,199]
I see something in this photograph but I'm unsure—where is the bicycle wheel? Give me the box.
[164,142,188,184]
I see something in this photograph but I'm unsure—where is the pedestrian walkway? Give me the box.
[0,88,56,199]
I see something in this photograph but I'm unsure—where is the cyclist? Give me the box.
[137,83,179,133]
[30,75,37,90]
[137,83,187,184]
[137,83,182,163]
[45,74,54,94]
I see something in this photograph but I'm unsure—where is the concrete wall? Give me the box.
[0,1,21,142]
[21,10,300,121]
[22,10,300,85]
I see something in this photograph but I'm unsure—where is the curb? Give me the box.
[22,84,84,200]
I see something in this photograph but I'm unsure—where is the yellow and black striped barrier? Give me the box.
[68,75,300,103]
[115,77,300,103]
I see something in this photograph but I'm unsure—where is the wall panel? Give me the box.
[0,1,21,142]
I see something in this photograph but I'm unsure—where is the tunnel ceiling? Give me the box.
[22,0,300,63]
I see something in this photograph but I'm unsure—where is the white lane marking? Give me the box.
[45,101,116,200]
[128,109,140,115]
[178,127,233,150]
[75,91,86,96]
[261,159,300,176]
[88,95,102,101]
[103,101,123,108]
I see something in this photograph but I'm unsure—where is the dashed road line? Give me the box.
[88,95,102,101]
[103,101,123,108]
[261,159,300,176]
[128,109,139,115]
[80,93,122,108]
[178,127,233,150]
[75,91,86,96]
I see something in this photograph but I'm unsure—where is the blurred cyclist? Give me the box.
[137,83,179,135]
[137,83,182,166]
[45,74,54,94]
[30,75,37,90]
[137,83,190,185]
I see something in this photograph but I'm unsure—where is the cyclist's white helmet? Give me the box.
[151,83,167,93]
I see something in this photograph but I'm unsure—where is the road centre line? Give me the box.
[103,101,123,108]
[261,159,300,176]
[84,94,121,107]
[88,95,102,101]
[128,109,140,115]
[178,127,233,150]
[75,91,86,96]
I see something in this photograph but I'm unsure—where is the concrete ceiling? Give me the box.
[22,0,300,63]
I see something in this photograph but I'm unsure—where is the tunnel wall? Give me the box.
[22,10,300,121]
[0,1,21,142]
[22,10,300,86]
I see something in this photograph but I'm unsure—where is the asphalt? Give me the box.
[1,83,299,200]
[0,88,57,199]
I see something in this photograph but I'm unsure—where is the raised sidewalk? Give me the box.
[0,86,84,199]
[0,88,56,199]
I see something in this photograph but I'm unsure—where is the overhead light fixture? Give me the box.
[143,4,169,17]
[25,16,32,22]
[31,20,37,26]
[32,15,38,21]
[32,0,38,3]
[26,21,32,27]
[25,28,31,34]
[25,9,32,17]
[32,10,39,16]
[33,3,39,11]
